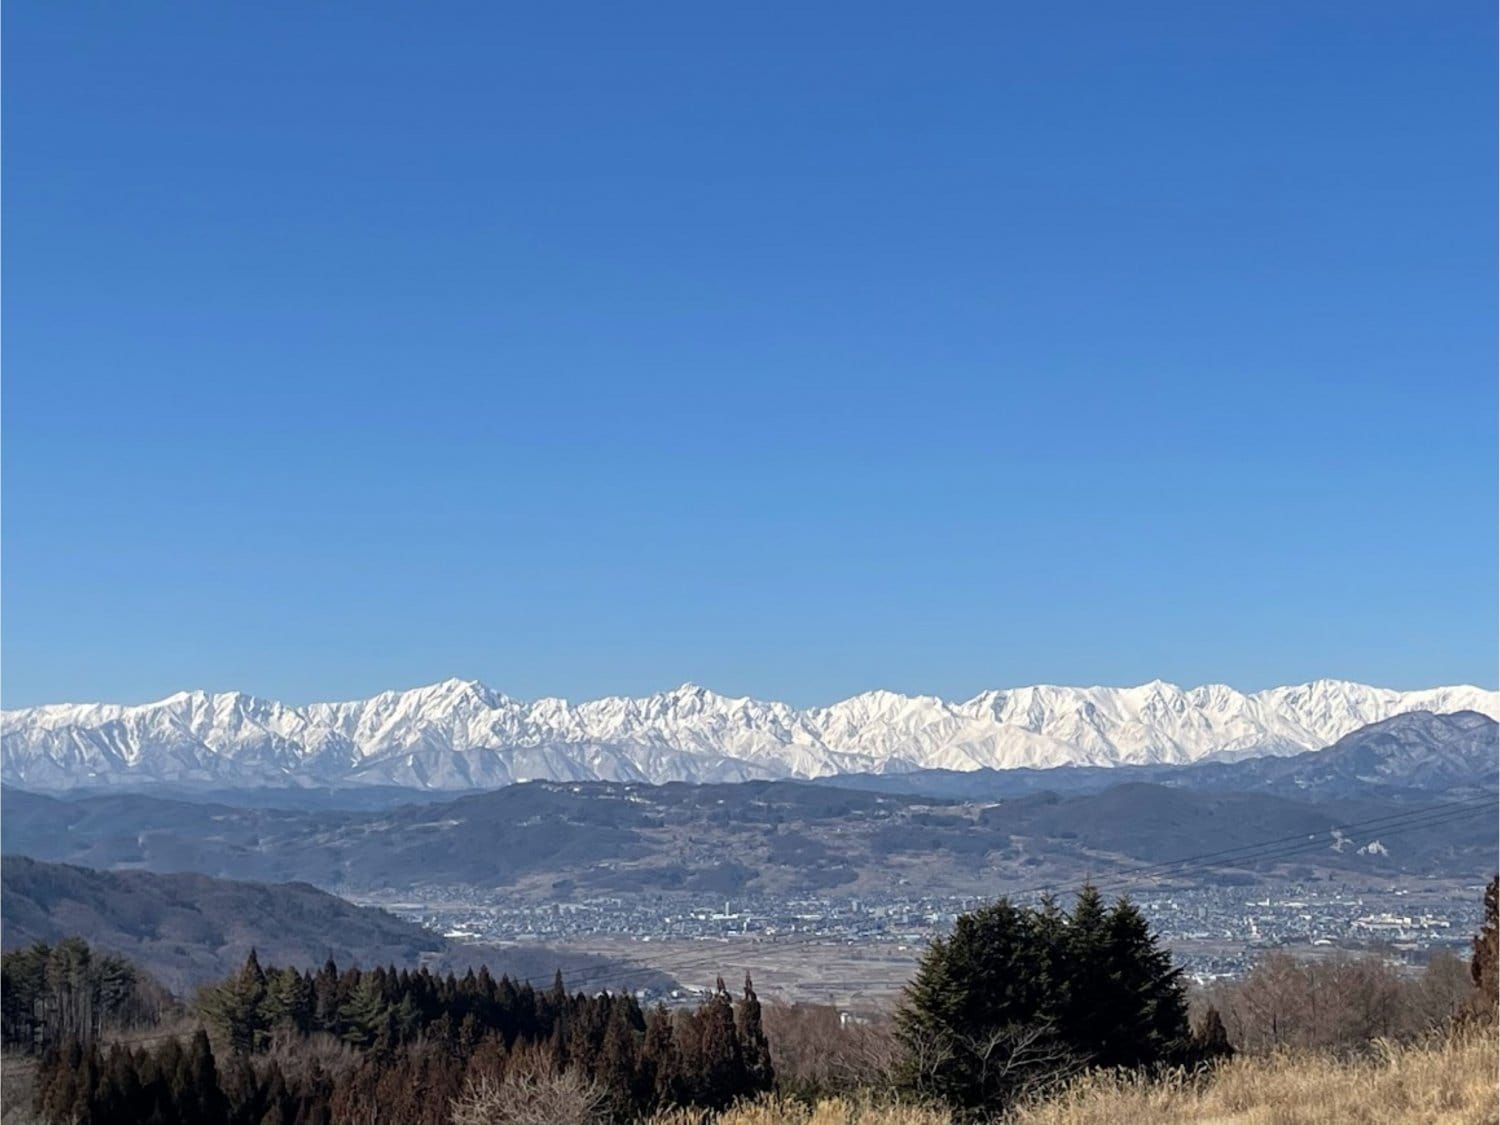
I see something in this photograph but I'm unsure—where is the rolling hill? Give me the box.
[4,773,1491,905]
[0,855,673,994]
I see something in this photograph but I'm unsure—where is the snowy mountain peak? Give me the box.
[3,678,1496,791]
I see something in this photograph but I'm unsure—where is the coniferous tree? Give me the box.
[639,1005,679,1109]
[136,1042,170,1122]
[1088,896,1188,1068]
[1191,1005,1234,1064]
[393,991,422,1045]
[692,977,745,1109]
[896,885,1191,1115]
[338,974,387,1048]
[184,1027,229,1122]
[258,1061,295,1125]
[897,896,1058,1109]
[36,1039,84,1125]
[155,1037,188,1119]
[263,968,314,1037]
[599,1004,639,1119]
[95,1043,142,1121]
[735,972,774,1095]
[1469,875,1499,1023]
[201,951,270,1055]
[311,960,340,1033]
[4,939,155,1052]
[219,1049,261,1125]
[1057,884,1108,1049]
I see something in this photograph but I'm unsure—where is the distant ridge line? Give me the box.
[4,678,1496,791]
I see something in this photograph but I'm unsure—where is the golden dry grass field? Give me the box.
[647,1025,1499,1125]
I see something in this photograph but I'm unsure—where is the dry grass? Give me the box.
[646,1027,1498,1125]
[0,1055,42,1125]
[1009,1024,1498,1125]
[646,1095,950,1124]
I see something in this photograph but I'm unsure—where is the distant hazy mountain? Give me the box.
[4,777,1490,905]
[0,855,672,995]
[820,711,1500,804]
[4,678,1495,791]
[1176,710,1499,800]
[1,855,441,991]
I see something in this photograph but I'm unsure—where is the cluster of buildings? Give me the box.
[361,878,1483,982]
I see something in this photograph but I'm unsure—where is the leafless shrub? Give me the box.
[1197,951,1475,1055]
[956,1023,1083,1104]
[448,1042,607,1125]
[267,1029,361,1084]
[762,1002,900,1097]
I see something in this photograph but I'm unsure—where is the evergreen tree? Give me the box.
[692,978,745,1109]
[155,1037,188,1120]
[182,1028,229,1122]
[95,1043,143,1121]
[897,896,1058,1109]
[734,973,774,1095]
[36,1039,84,1125]
[263,969,313,1037]
[311,960,340,1033]
[258,1060,293,1125]
[1089,896,1189,1068]
[74,1043,101,1125]
[1191,1005,1234,1064]
[338,975,387,1048]
[895,885,1191,1115]
[393,992,422,1045]
[639,1005,679,1109]
[1470,874,1499,1023]
[599,1003,639,1118]
[200,951,270,1055]
[219,1049,262,1125]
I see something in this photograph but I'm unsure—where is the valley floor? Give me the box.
[556,934,921,1007]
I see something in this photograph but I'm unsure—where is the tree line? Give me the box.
[25,953,774,1124]
[2,937,171,1051]
[15,876,1496,1123]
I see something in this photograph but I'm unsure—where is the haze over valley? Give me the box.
[7,706,1494,1004]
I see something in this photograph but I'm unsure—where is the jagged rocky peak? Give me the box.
[3,678,1496,791]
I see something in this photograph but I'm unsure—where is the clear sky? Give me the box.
[3,2,1495,709]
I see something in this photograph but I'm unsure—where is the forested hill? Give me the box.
[0,856,671,995]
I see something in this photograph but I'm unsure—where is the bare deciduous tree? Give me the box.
[762,1002,901,1098]
[1199,951,1474,1055]
[959,1023,1083,1103]
[448,1043,608,1125]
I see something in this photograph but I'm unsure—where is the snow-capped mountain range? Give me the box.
[4,679,1497,791]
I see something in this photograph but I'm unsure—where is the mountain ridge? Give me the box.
[1,854,675,995]
[810,710,1500,803]
[5,678,1496,791]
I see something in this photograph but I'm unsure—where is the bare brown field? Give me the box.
[558,935,921,1006]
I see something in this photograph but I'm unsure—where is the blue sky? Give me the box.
[4,2,1494,708]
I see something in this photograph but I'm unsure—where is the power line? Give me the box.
[981,798,1495,906]
[41,797,1498,1016]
